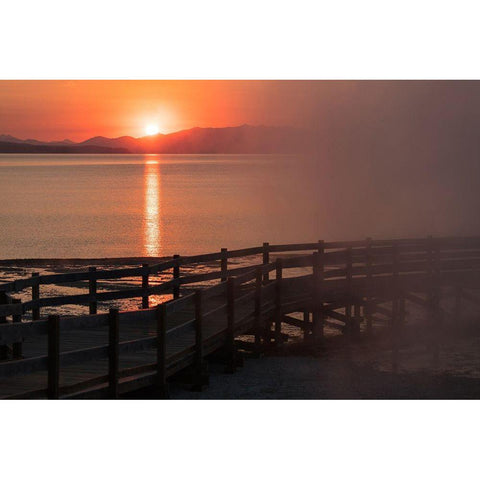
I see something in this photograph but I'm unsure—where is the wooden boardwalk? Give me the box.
[1,237,480,399]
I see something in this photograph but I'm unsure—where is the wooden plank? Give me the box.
[12,299,22,359]
[109,308,119,399]
[165,293,195,315]
[268,242,319,253]
[227,246,263,258]
[179,252,222,264]
[274,258,283,344]
[149,259,176,274]
[89,267,97,314]
[254,267,262,353]
[156,304,168,397]
[60,344,109,367]
[173,255,180,299]
[221,248,228,282]
[194,290,203,378]
[282,314,311,330]
[0,303,22,317]
[263,242,270,283]
[61,313,110,332]
[0,319,48,345]
[0,355,48,377]
[48,315,60,399]
[226,278,236,373]
[32,272,40,320]
[142,263,149,309]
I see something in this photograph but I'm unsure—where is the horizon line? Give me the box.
[0,123,300,145]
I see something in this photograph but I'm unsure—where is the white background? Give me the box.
[2,1,480,479]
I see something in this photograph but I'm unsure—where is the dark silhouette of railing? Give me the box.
[1,236,480,399]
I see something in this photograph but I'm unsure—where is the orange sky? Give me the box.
[0,80,328,141]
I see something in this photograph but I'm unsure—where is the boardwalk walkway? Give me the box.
[1,237,480,398]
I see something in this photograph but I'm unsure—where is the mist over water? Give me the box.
[0,149,478,259]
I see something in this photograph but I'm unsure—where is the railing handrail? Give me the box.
[2,236,480,318]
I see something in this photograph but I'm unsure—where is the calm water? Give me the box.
[0,154,324,258]
[2,153,478,259]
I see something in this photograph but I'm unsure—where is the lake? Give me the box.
[0,154,324,258]
[1,152,478,259]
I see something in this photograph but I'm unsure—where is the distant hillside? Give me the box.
[0,125,316,154]
[0,141,129,154]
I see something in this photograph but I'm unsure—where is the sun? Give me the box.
[145,124,160,136]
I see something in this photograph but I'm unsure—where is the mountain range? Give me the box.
[0,125,316,154]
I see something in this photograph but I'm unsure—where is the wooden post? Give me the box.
[0,291,8,360]
[365,237,373,335]
[262,242,270,283]
[32,272,40,320]
[254,267,263,355]
[221,248,228,282]
[108,308,120,399]
[173,255,180,299]
[312,242,325,342]
[345,247,353,337]
[274,258,283,345]
[226,277,236,373]
[194,290,204,378]
[88,267,97,315]
[47,314,60,400]
[142,263,149,309]
[156,304,168,398]
[12,299,22,359]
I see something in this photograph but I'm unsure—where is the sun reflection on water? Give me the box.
[144,160,161,256]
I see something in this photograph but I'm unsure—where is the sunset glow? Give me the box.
[145,124,160,136]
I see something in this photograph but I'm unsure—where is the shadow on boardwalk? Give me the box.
[129,333,480,399]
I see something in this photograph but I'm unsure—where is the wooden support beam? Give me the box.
[108,308,119,399]
[89,267,97,314]
[12,299,22,359]
[262,242,270,283]
[323,319,346,332]
[0,291,9,360]
[192,290,208,390]
[173,255,180,299]
[254,267,263,355]
[32,272,40,320]
[323,309,348,324]
[226,278,236,373]
[312,241,325,342]
[48,314,60,399]
[282,314,312,331]
[221,248,228,282]
[141,264,149,309]
[156,304,168,398]
[274,258,283,345]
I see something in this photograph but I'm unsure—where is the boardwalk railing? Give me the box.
[1,236,480,398]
